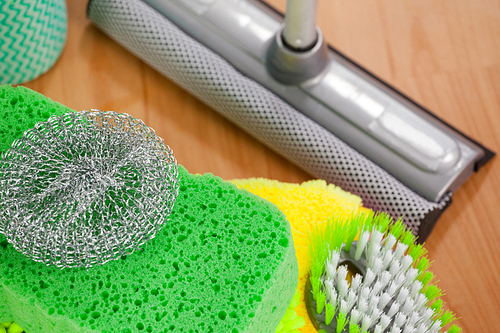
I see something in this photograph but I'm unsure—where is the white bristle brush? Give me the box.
[307,212,461,333]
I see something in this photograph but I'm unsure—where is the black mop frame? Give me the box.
[87,0,491,241]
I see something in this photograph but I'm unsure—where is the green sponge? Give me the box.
[0,85,71,152]
[0,167,298,332]
[0,86,299,333]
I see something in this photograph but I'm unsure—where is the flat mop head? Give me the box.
[87,0,493,241]
[0,109,179,268]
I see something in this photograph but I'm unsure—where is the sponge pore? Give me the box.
[0,85,71,152]
[0,166,298,333]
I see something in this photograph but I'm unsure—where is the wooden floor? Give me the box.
[24,0,500,331]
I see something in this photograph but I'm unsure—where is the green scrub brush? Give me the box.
[306,213,462,333]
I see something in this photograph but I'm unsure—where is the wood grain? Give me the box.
[23,0,500,331]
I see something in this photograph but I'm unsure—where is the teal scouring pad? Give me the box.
[0,0,67,85]
[0,85,299,332]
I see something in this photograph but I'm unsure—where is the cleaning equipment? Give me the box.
[0,110,179,268]
[307,213,461,333]
[0,95,463,332]
[0,85,71,152]
[0,168,298,333]
[87,0,494,241]
[0,0,67,84]
[0,198,465,333]
[231,177,370,332]
[0,85,298,333]
[0,322,22,333]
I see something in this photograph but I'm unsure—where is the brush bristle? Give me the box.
[307,212,461,333]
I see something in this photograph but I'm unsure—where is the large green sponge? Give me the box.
[0,86,299,332]
[0,85,71,152]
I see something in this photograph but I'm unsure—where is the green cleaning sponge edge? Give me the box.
[0,85,72,152]
[0,165,299,333]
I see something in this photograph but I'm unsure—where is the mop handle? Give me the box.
[283,0,319,50]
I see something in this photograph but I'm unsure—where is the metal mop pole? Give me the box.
[283,0,318,50]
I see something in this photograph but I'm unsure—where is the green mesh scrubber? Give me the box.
[0,85,71,152]
[0,86,299,332]
[0,167,298,333]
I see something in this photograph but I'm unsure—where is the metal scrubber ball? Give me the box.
[0,110,179,268]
